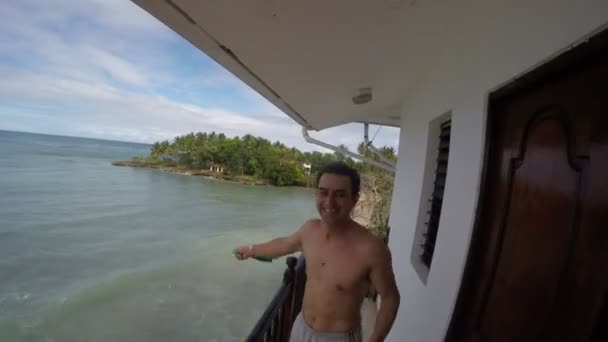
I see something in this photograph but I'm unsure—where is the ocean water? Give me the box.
[0,130,316,342]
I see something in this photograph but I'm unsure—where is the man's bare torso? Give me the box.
[300,219,379,332]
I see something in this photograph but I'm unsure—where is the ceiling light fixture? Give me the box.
[352,87,373,105]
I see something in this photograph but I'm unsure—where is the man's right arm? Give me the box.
[234,220,311,260]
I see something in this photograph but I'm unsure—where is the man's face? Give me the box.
[316,173,357,225]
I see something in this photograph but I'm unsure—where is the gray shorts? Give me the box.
[289,312,362,342]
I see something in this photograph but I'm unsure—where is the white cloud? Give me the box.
[85,47,149,86]
[0,67,301,146]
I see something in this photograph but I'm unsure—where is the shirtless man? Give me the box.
[234,162,400,342]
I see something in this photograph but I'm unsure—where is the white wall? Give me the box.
[386,1,608,341]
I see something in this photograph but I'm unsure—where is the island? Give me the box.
[112,131,356,186]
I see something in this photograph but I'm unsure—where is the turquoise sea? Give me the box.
[0,130,315,342]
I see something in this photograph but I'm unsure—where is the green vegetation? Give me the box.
[137,132,358,186]
[354,143,397,239]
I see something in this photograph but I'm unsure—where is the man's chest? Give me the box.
[302,236,370,291]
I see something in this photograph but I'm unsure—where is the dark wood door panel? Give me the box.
[478,114,586,342]
[447,30,608,342]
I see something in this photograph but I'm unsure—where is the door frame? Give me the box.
[445,27,608,341]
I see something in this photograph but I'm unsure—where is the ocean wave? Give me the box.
[0,292,32,305]
[1,250,284,342]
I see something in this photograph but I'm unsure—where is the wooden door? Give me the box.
[448,34,608,342]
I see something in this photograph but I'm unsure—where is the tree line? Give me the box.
[144,131,396,188]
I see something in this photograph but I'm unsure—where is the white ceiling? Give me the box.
[133,0,452,130]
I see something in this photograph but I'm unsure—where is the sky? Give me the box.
[0,0,400,152]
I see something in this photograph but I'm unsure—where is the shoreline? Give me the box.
[111,160,307,188]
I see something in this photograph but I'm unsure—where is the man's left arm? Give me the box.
[368,241,400,342]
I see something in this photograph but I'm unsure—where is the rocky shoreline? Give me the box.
[111,160,269,186]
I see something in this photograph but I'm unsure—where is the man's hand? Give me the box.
[233,245,253,260]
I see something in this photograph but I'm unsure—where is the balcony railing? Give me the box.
[246,255,306,342]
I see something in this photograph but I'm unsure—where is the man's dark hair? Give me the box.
[316,162,361,199]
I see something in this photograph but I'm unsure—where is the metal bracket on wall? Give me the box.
[301,127,395,173]
[363,123,397,168]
